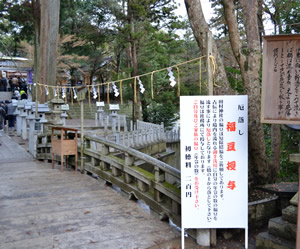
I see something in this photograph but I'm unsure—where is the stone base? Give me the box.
[282,205,297,224]
[256,232,295,249]
[268,217,296,241]
[290,192,298,206]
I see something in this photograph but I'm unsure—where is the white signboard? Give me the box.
[180,96,248,231]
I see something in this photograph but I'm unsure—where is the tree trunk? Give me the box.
[185,0,270,185]
[32,0,40,84]
[269,124,281,182]
[240,0,268,185]
[128,0,141,123]
[184,0,233,95]
[221,0,269,185]
[39,0,60,103]
[131,38,141,121]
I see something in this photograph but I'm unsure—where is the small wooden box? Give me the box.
[51,126,78,171]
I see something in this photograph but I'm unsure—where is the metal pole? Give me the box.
[181,228,185,249]
[80,100,84,173]
[207,31,217,247]
[35,84,38,118]
[296,165,300,249]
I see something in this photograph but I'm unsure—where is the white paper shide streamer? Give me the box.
[62,87,66,99]
[54,87,58,97]
[168,67,176,87]
[92,86,98,99]
[45,86,49,96]
[73,87,77,99]
[112,82,119,97]
[137,77,145,94]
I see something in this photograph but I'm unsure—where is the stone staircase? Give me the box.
[256,193,297,249]
[67,101,133,119]
[67,101,99,119]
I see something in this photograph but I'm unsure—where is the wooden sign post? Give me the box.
[261,34,300,249]
[261,35,300,124]
[77,87,87,173]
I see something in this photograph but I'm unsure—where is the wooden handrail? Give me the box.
[85,134,181,179]
[51,126,79,132]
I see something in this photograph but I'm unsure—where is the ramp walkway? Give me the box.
[0,133,181,249]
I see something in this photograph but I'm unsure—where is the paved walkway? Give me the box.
[0,133,182,249]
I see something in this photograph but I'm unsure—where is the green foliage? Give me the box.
[278,128,300,182]
[224,66,244,93]
[264,125,300,182]
[0,0,37,56]
[143,101,178,129]
[264,0,300,34]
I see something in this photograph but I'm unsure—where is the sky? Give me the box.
[175,0,213,23]
[174,0,273,35]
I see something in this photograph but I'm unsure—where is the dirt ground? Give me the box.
[147,225,268,249]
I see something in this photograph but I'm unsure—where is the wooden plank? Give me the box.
[0,133,180,249]
[261,34,300,124]
[2,224,179,249]
[290,153,300,163]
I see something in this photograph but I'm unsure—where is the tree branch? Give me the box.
[222,0,246,69]
[184,0,233,95]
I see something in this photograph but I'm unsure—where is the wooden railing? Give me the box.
[36,132,182,226]
[83,134,181,226]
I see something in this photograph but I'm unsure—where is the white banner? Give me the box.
[180,95,248,229]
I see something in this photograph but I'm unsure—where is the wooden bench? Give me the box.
[51,126,78,172]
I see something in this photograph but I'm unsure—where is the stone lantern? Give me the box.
[61,104,69,126]
[96,101,105,126]
[109,104,120,132]
[46,98,65,128]
[28,103,50,157]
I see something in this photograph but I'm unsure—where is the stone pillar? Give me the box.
[125,153,134,166]
[96,101,105,127]
[61,112,68,126]
[111,113,117,132]
[196,230,210,247]
[154,166,165,183]
[20,109,28,140]
[28,110,36,155]
[16,102,23,137]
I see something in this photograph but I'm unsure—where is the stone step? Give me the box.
[282,205,297,224]
[268,216,296,241]
[290,192,298,206]
[256,231,295,249]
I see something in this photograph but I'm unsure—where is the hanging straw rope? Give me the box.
[97,85,100,102]
[34,55,216,103]
[120,81,123,104]
[88,86,91,106]
[209,55,220,87]
[151,72,154,99]
[35,55,208,89]
[107,83,110,104]
[64,87,67,104]
[134,77,137,103]
[176,66,180,97]
[71,87,73,105]
[199,57,202,93]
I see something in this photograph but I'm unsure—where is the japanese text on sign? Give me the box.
[181,95,248,229]
[261,35,300,124]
